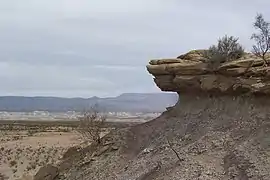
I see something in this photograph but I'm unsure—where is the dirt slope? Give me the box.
[33,94,270,180]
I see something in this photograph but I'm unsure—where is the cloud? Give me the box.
[0,0,270,97]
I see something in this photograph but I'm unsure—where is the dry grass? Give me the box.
[0,121,82,180]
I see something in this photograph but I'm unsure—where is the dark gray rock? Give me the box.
[34,165,58,180]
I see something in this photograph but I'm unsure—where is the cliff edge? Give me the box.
[33,50,270,180]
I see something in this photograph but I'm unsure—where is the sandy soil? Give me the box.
[0,118,143,180]
[0,130,82,180]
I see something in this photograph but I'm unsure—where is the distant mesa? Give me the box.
[0,93,178,113]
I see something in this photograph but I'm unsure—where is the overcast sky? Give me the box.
[0,0,269,97]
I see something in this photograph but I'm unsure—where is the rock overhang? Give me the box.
[147,50,270,96]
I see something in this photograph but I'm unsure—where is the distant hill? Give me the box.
[0,93,178,112]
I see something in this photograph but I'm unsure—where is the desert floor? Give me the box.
[0,120,137,180]
[0,122,83,180]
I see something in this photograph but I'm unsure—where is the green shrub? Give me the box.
[205,35,244,63]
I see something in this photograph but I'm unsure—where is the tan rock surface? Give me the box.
[147,50,270,95]
[0,129,81,180]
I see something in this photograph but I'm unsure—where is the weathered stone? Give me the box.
[34,165,58,180]
[17,174,33,180]
[149,59,182,65]
[166,62,209,75]
[200,75,234,92]
[147,50,270,95]
[96,145,110,156]
[62,146,81,159]
[147,61,210,76]
[246,66,270,77]
[219,67,247,76]
[146,64,169,75]
[218,59,262,70]
[153,75,176,91]
[177,49,208,60]
[173,75,201,90]
[111,146,119,150]
[199,75,219,91]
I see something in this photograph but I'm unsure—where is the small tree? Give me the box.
[77,104,106,144]
[251,13,270,66]
[206,35,244,63]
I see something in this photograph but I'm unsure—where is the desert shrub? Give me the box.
[9,160,17,167]
[77,105,106,144]
[205,35,244,63]
[27,129,39,136]
[251,13,270,65]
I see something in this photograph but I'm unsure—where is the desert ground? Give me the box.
[0,119,145,180]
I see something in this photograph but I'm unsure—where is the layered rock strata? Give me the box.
[147,50,270,95]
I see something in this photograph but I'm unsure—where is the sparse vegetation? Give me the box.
[0,112,147,179]
[251,13,270,66]
[0,120,84,179]
[27,129,37,136]
[9,160,17,167]
[77,105,106,144]
[205,35,245,64]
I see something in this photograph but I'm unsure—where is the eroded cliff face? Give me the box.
[147,50,270,95]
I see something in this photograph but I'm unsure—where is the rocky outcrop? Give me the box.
[147,50,270,95]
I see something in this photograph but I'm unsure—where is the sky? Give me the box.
[0,0,269,97]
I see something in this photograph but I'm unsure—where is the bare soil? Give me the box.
[0,125,81,180]
[0,119,142,180]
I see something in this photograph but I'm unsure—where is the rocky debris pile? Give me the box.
[147,50,270,94]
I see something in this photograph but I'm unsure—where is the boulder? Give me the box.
[62,146,81,159]
[34,165,58,180]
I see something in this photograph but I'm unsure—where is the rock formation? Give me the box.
[147,50,270,95]
[33,50,270,180]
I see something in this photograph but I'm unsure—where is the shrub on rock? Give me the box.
[205,35,245,63]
